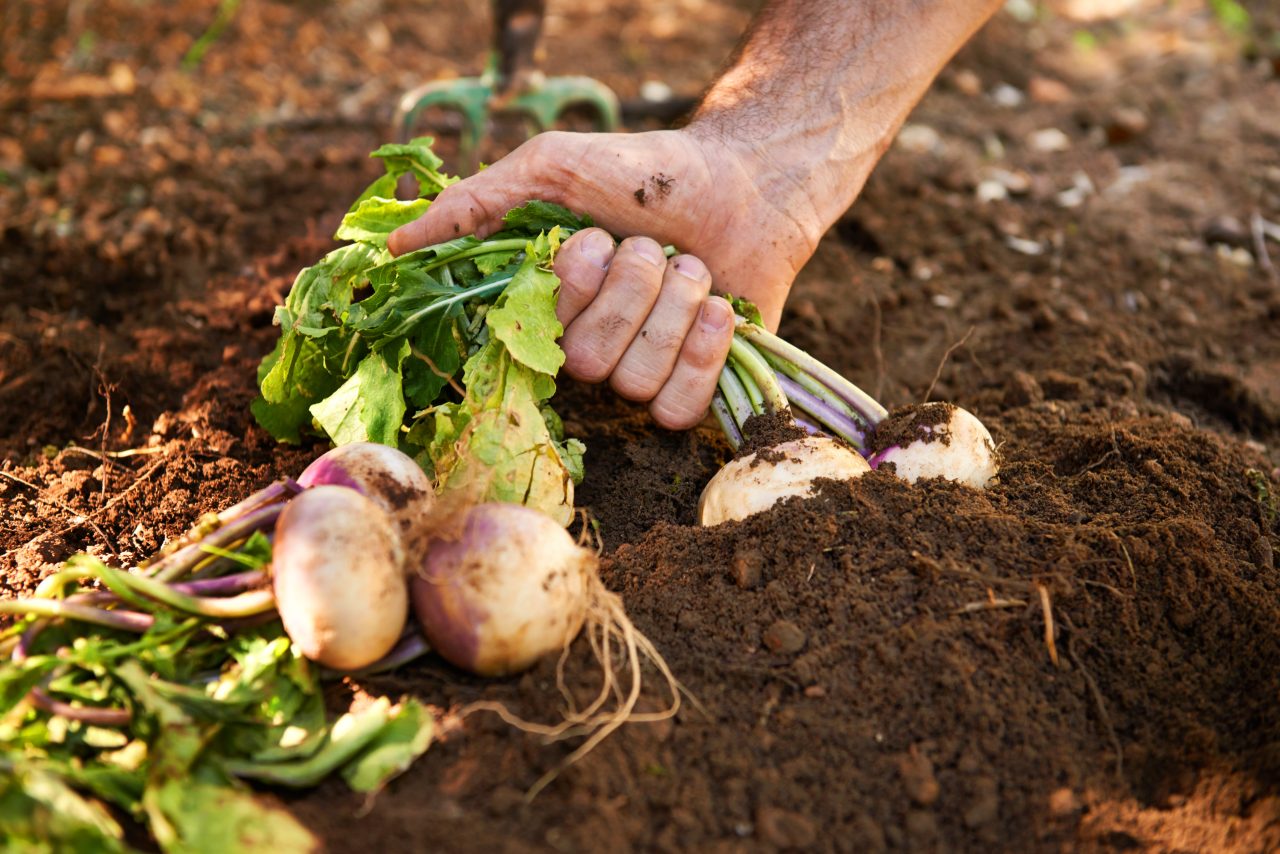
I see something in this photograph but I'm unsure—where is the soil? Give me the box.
[4,1,1280,851]
[868,403,960,456]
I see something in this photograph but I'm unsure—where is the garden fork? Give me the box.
[394,0,621,173]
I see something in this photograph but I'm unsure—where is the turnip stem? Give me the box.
[0,599,154,633]
[727,336,790,414]
[759,349,865,426]
[26,689,132,727]
[792,414,822,435]
[148,503,284,583]
[214,478,302,527]
[172,570,269,598]
[420,238,527,273]
[735,319,887,425]
[729,359,764,414]
[710,394,743,450]
[98,566,277,619]
[716,366,756,430]
[776,374,869,451]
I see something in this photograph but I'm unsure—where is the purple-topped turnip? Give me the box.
[410,502,592,677]
[297,442,435,540]
[273,485,409,671]
[698,436,871,525]
[699,310,999,524]
[866,402,998,489]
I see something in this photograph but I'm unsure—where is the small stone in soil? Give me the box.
[762,620,806,654]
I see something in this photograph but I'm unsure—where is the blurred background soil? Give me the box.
[2,1,1280,850]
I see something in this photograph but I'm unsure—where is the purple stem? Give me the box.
[66,590,119,607]
[737,322,888,426]
[27,689,132,726]
[792,414,822,436]
[710,393,744,449]
[173,570,268,597]
[215,478,303,525]
[776,374,870,450]
[322,630,432,678]
[146,503,284,583]
[14,620,133,726]
[13,619,49,663]
[0,599,155,634]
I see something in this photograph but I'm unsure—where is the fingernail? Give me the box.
[699,298,732,332]
[673,256,708,281]
[632,238,665,266]
[581,230,615,268]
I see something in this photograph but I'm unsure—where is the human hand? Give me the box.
[388,128,827,429]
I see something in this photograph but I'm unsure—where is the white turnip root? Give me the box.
[698,436,871,526]
[410,502,592,677]
[273,485,409,671]
[867,402,998,489]
[296,442,435,541]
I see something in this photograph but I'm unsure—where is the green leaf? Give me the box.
[403,316,464,408]
[487,247,565,376]
[145,778,318,854]
[558,437,587,485]
[350,266,465,341]
[430,342,575,525]
[473,247,521,276]
[251,393,317,444]
[0,655,58,716]
[222,698,393,788]
[335,197,430,247]
[729,295,763,327]
[309,342,410,446]
[341,699,434,793]
[500,200,592,234]
[365,136,457,200]
[258,242,380,409]
[0,759,126,854]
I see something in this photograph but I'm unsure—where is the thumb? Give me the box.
[387,136,573,256]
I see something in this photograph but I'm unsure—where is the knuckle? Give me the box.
[518,132,578,193]
[650,395,703,431]
[609,363,665,402]
[619,235,665,258]
[681,333,730,371]
[562,342,615,384]
[640,326,686,354]
[607,261,663,302]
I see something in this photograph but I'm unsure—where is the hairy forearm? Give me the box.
[689,0,1001,241]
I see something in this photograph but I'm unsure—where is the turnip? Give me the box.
[866,402,998,489]
[410,500,684,798]
[698,436,871,526]
[700,310,999,524]
[273,485,409,671]
[410,502,592,677]
[297,442,435,541]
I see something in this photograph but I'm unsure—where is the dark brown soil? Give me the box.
[4,1,1280,851]
[868,402,959,455]
[739,411,810,457]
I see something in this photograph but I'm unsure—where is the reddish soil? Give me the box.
[4,1,1280,851]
